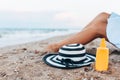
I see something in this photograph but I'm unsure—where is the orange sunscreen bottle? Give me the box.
[95,38,109,71]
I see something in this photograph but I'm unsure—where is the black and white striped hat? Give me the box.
[43,44,96,69]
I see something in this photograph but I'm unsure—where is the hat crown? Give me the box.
[57,44,86,62]
[59,43,86,55]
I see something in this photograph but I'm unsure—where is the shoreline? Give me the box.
[0,28,80,48]
[0,34,120,80]
[0,34,72,52]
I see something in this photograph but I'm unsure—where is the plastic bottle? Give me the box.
[95,38,109,71]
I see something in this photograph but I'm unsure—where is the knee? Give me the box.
[98,12,109,17]
[96,12,110,23]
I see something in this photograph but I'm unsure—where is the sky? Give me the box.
[0,0,120,29]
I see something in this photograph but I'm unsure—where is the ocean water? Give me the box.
[0,28,80,48]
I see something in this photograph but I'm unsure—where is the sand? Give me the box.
[0,34,120,80]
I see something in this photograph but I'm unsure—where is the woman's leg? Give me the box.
[46,12,110,52]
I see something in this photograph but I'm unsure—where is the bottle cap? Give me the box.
[100,38,106,48]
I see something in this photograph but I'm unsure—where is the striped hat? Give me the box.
[43,44,96,69]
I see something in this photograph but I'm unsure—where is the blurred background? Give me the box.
[0,0,120,47]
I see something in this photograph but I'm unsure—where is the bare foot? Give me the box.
[45,43,61,53]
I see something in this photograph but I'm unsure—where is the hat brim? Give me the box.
[43,53,96,69]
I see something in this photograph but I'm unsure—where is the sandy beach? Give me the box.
[0,34,120,80]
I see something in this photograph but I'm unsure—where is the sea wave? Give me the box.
[0,28,81,47]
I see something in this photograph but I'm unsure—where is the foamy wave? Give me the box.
[0,28,80,48]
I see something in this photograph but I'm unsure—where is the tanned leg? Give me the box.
[46,12,110,52]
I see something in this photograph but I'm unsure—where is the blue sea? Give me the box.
[0,28,81,48]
